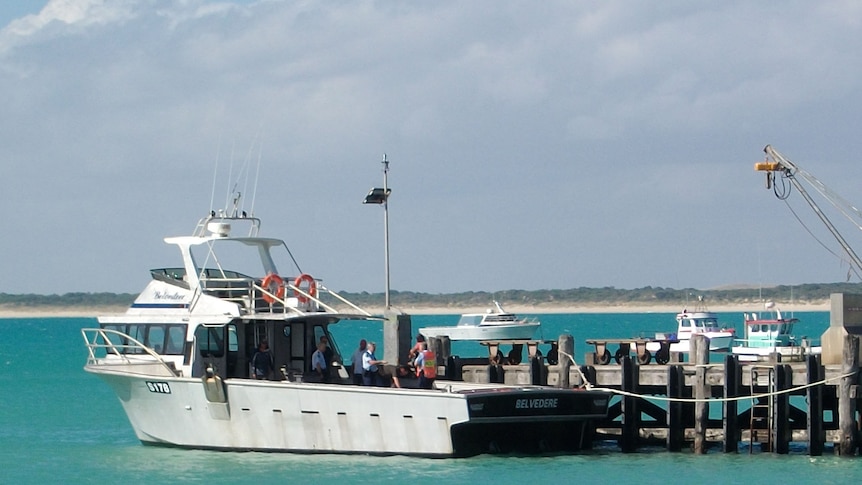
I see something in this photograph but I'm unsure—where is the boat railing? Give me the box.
[241,279,371,317]
[187,271,372,317]
[81,328,181,377]
[732,336,805,348]
[199,275,257,306]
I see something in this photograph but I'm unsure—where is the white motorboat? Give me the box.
[82,203,608,457]
[731,301,819,362]
[647,298,735,354]
[419,302,541,341]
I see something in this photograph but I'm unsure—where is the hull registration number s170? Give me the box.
[146,381,172,394]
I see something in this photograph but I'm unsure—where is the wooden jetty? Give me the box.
[419,293,862,456]
[430,334,859,455]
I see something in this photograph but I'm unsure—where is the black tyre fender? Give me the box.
[636,350,652,365]
[597,349,611,365]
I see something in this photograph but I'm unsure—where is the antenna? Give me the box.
[209,135,222,213]
[250,138,263,216]
[224,141,236,212]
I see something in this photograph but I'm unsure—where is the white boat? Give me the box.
[82,204,608,457]
[419,302,540,341]
[731,301,819,362]
[648,298,735,354]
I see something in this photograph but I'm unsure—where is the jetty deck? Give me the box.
[430,334,859,455]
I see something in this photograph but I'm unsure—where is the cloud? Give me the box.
[2,0,862,295]
[1,0,134,48]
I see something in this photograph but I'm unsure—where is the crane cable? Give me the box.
[772,168,862,280]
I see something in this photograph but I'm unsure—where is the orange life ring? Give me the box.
[261,273,285,304]
[293,273,317,303]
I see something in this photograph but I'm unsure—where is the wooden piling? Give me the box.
[806,354,824,456]
[620,356,639,453]
[839,335,860,456]
[580,365,597,388]
[559,334,573,389]
[692,335,709,454]
[667,364,684,452]
[488,364,505,384]
[445,355,463,381]
[529,355,543,385]
[773,364,791,454]
[723,354,739,453]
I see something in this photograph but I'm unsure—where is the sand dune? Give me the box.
[1,301,830,319]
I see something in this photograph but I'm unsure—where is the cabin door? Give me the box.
[193,325,229,378]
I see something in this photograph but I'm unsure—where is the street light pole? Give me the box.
[363,154,393,310]
[363,155,410,366]
[381,155,391,310]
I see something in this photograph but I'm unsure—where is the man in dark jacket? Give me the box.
[252,340,274,379]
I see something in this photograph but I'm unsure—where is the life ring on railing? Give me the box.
[261,273,285,304]
[293,273,317,304]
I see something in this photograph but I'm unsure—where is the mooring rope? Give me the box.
[558,349,858,403]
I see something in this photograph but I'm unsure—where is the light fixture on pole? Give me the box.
[363,154,392,309]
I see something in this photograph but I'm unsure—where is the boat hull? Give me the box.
[419,322,540,341]
[669,333,734,353]
[731,345,821,362]
[89,366,608,457]
[644,333,733,354]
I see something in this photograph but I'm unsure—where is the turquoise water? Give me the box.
[2,312,860,484]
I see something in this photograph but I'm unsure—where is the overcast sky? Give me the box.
[2,0,862,297]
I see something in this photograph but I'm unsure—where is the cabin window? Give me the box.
[101,324,126,349]
[127,325,147,354]
[195,326,225,358]
[147,326,166,353]
[228,325,238,352]
[165,326,186,354]
[680,319,691,328]
[98,323,187,355]
[458,315,483,326]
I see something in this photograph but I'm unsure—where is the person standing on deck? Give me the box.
[362,342,386,386]
[310,341,328,382]
[318,335,334,381]
[252,340,274,380]
[408,334,425,362]
[351,339,367,385]
[413,342,437,389]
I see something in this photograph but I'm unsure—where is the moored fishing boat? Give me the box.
[81,199,609,457]
[647,297,735,354]
[418,301,540,341]
[731,301,819,362]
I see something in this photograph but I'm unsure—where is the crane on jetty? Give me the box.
[755,145,862,280]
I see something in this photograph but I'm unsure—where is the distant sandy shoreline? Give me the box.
[0,301,831,319]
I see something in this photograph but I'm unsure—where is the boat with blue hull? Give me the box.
[731,301,820,362]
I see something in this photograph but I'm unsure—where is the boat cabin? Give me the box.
[91,213,373,383]
[741,311,798,348]
[97,315,353,381]
[676,312,723,335]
